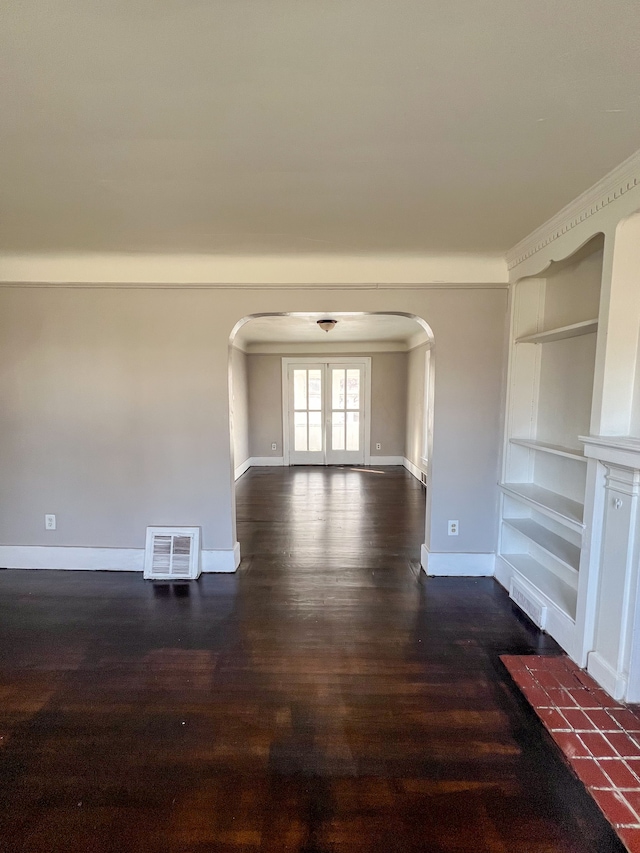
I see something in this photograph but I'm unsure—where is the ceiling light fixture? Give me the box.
[317,319,337,333]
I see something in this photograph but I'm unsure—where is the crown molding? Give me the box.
[506,148,640,272]
[0,280,509,291]
[0,252,507,286]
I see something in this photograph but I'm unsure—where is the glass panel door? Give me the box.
[287,361,366,466]
[288,366,326,464]
[326,365,365,465]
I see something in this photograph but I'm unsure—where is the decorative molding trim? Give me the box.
[0,253,509,286]
[403,457,427,484]
[234,458,252,480]
[201,543,240,573]
[582,435,640,470]
[421,546,495,577]
[587,651,627,702]
[0,546,144,571]
[582,435,640,452]
[604,466,640,498]
[506,149,640,271]
[0,281,511,291]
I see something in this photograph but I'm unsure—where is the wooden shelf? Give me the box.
[516,319,598,345]
[501,553,577,620]
[510,438,585,461]
[501,483,584,533]
[503,517,580,572]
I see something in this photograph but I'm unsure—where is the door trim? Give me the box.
[281,357,372,466]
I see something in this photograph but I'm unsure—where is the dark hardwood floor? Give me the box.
[0,466,625,852]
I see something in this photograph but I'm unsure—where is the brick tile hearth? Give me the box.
[502,654,640,853]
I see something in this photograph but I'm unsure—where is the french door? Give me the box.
[286,361,367,465]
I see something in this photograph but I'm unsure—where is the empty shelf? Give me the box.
[503,517,580,572]
[502,553,577,620]
[501,483,584,532]
[510,439,585,461]
[516,319,598,344]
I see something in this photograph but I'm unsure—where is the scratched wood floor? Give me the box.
[0,466,625,852]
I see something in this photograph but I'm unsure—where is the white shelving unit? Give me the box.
[509,439,585,461]
[500,553,578,620]
[497,236,603,654]
[500,483,584,532]
[502,518,580,572]
[516,319,598,345]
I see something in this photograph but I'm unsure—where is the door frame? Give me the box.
[281,357,372,466]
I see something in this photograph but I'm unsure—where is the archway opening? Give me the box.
[228,312,435,569]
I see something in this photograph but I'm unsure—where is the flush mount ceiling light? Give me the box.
[317,319,337,333]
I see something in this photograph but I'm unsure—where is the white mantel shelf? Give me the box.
[581,436,640,468]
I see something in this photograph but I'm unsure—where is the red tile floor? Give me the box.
[502,654,640,853]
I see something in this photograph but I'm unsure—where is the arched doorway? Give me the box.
[228,312,435,566]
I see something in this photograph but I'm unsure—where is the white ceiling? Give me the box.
[2,1,639,254]
[234,313,429,348]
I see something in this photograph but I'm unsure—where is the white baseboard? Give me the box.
[403,457,427,484]
[239,456,416,474]
[494,553,512,590]
[495,555,576,655]
[0,545,144,571]
[0,542,241,574]
[369,456,404,466]
[588,651,627,702]
[201,542,241,573]
[421,545,495,576]
[234,458,252,480]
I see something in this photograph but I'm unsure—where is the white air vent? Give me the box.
[510,577,547,629]
[144,527,201,580]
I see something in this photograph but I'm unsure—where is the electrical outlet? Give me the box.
[376,443,381,450]
[448,520,459,536]
[45,514,56,531]
[271,442,277,451]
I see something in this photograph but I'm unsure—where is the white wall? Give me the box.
[230,347,250,468]
[0,284,507,558]
[247,350,407,459]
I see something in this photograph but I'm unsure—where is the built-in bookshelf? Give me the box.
[497,235,603,651]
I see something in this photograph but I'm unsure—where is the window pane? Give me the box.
[332,411,345,450]
[294,411,307,451]
[332,369,345,409]
[346,411,359,451]
[346,369,360,409]
[294,370,307,410]
[308,369,322,410]
[308,411,322,451]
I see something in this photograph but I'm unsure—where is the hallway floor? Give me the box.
[0,466,626,852]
